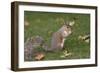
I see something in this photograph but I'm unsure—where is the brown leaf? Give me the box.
[24,20,29,26]
[34,53,45,60]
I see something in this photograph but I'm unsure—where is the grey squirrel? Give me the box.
[24,20,75,61]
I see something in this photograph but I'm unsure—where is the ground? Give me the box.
[24,11,90,61]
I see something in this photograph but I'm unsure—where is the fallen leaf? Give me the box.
[85,39,90,43]
[78,35,84,40]
[63,50,68,55]
[60,50,72,58]
[24,20,29,26]
[34,53,45,60]
[64,53,72,56]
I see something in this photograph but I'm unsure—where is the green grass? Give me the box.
[24,11,90,61]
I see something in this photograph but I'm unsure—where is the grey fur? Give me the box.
[24,36,44,61]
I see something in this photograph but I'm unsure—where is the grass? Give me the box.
[24,11,90,61]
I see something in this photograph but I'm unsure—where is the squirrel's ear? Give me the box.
[69,21,75,26]
[63,20,69,26]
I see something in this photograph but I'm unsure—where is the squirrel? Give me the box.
[24,19,76,60]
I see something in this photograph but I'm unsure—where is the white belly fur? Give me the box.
[61,39,65,48]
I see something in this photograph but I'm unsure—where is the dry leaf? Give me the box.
[60,50,72,58]
[35,53,45,60]
[63,50,68,54]
[85,39,90,43]
[64,53,72,56]
[24,20,29,26]
[78,35,84,40]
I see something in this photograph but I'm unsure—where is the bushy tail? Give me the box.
[42,43,53,52]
